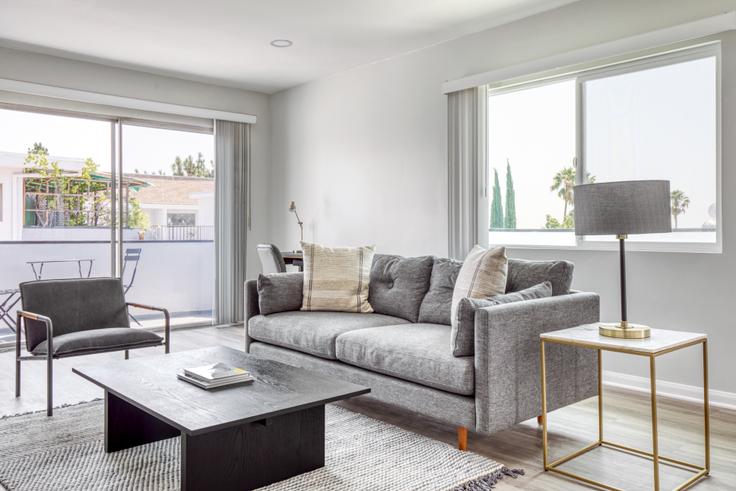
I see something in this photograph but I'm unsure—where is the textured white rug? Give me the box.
[0,401,522,490]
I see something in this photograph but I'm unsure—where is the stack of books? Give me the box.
[177,362,254,390]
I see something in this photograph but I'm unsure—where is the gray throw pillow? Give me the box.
[451,281,553,357]
[506,259,573,296]
[257,272,304,315]
[369,254,434,322]
[417,257,462,325]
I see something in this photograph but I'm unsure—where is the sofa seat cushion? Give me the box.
[31,327,163,357]
[248,312,410,360]
[335,323,474,396]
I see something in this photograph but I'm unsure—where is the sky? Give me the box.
[489,55,717,233]
[0,109,214,175]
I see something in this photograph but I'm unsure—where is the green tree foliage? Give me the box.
[547,166,595,229]
[23,143,107,227]
[490,168,504,229]
[171,152,214,177]
[504,160,516,229]
[545,213,574,229]
[670,189,690,229]
[550,167,576,219]
[127,197,150,229]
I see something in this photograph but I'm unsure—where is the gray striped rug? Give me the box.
[0,401,522,490]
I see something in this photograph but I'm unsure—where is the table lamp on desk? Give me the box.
[573,180,671,339]
[288,201,304,250]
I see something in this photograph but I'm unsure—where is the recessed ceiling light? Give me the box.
[270,39,293,48]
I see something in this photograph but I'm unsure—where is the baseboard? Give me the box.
[603,370,736,411]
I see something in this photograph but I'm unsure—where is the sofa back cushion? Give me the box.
[368,254,434,322]
[506,258,574,296]
[418,257,574,325]
[417,257,462,325]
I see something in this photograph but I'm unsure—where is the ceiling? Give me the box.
[0,0,576,94]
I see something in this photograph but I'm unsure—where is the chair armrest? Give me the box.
[17,310,53,356]
[126,302,170,353]
[244,279,259,352]
[473,292,600,434]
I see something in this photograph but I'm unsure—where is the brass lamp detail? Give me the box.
[573,181,672,339]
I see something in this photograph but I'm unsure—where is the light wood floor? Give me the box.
[1,326,734,490]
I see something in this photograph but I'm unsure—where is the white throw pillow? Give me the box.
[301,242,375,313]
[450,245,508,330]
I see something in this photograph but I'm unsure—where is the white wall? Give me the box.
[0,46,271,278]
[270,0,736,394]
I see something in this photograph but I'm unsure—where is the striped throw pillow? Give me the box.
[450,245,508,331]
[301,242,375,313]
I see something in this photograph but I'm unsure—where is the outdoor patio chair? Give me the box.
[122,248,142,294]
[16,277,170,416]
[122,248,143,325]
[257,244,286,274]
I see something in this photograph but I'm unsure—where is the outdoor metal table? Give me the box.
[27,258,95,280]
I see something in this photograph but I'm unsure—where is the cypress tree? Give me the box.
[490,168,504,229]
[504,160,516,229]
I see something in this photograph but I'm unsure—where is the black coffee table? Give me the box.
[73,346,370,491]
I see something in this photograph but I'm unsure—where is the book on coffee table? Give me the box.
[178,362,254,389]
[177,371,254,389]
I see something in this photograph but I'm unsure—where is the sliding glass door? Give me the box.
[120,123,215,329]
[0,105,215,345]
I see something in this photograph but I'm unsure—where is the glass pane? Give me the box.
[488,79,577,246]
[0,108,112,344]
[583,56,717,243]
[121,124,215,329]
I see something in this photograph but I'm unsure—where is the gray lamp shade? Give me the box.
[573,180,672,236]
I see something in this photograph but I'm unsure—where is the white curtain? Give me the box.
[447,86,488,259]
[215,120,251,325]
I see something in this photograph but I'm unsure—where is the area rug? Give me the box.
[0,401,522,490]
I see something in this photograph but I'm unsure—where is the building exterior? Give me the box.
[0,151,214,242]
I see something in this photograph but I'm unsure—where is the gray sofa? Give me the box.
[245,254,599,441]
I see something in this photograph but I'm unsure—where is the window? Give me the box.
[167,212,196,226]
[488,44,719,251]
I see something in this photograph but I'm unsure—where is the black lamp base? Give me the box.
[599,321,651,339]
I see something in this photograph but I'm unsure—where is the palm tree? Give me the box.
[670,190,690,229]
[550,167,576,218]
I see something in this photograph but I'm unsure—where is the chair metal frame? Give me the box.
[16,302,170,416]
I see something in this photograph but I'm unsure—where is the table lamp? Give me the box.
[573,180,671,339]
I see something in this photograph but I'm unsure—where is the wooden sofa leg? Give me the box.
[457,426,468,451]
[537,415,544,425]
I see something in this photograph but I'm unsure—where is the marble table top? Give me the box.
[541,323,706,354]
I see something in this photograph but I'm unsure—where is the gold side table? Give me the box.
[540,324,710,491]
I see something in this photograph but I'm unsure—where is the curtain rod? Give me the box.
[0,77,257,124]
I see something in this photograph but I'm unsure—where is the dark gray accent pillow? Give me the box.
[257,272,304,315]
[368,254,434,322]
[451,281,553,357]
[506,259,574,296]
[417,257,462,325]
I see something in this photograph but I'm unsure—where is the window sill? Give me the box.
[496,241,722,255]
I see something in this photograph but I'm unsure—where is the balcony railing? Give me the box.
[147,225,214,241]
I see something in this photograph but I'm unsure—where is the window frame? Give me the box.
[487,42,722,254]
